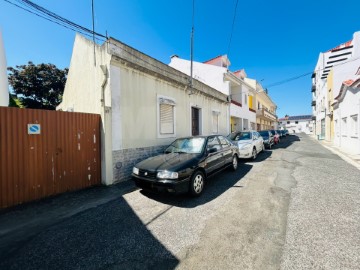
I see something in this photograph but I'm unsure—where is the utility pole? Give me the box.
[189,0,195,94]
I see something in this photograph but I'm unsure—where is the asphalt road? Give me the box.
[0,134,359,269]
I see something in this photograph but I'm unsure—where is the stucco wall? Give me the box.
[334,89,360,155]
[111,61,229,150]
[0,30,9,107]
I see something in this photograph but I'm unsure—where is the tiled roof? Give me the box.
[203,55,223,64]
[327,40,353,52]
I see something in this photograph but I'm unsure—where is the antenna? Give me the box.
[189,0,195,94]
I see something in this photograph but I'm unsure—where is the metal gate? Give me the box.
[0,107,101,208]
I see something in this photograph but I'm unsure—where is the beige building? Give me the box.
[58,34,230,184]
[244,78,277,130]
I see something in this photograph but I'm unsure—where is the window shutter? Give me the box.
[160,104,174,134]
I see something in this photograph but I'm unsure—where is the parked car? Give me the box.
[284,129,289,136]
[259,130,274,149]
[277,130,284,138]
[270,130,280,144]
[132,135,239,196]
[227,130,264,160]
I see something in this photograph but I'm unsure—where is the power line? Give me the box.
[265,56,360,89]
[227,0,239,57]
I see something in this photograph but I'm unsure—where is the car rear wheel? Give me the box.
[189,170,205,196]
[252,147,257,160]
[231,155,238,171]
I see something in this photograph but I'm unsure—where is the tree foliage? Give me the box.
[7,62,68,110]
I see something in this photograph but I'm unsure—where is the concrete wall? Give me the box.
[334,88,360,155]
[0,30,9,107]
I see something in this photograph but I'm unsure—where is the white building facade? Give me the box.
[312,31,360,141]
[169,55,257,132]
[0,30,9,107]
[278,115,313,134]
[58,34,230,184]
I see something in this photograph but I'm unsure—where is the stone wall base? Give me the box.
[112,145,166,183]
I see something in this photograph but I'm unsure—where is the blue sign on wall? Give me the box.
[28,124,41,135]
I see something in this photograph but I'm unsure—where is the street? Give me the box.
[0,134,359,269]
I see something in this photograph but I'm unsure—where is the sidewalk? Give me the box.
[311,135,360,170]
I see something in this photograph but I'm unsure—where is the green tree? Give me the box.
[7,62,68,110]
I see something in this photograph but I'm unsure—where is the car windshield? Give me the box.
[259,131,269,137]
[228,132,251,141]
[270,130,276,135]
[165,137,206,154]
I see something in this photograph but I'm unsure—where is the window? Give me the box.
[212,111,220,134]
[295,121,299,124]
[350,114,358,137]
[287,121,290,124]
[342,117,347,136]
[158,96,176,138]
[218,135,231,147]
[244,95,248,105]
[206,136,221,151]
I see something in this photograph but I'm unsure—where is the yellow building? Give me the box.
[245,78,277,130]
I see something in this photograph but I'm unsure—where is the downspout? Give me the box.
[100,65,108,106]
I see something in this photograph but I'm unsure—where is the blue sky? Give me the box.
[1,0,360,117]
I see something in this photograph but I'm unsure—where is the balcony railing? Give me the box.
[256,108,277,121]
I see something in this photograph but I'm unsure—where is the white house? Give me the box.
[0,29,9,107]
[333,70,360,155]
[169,55,257,132]
[278,115,313,134]
[312,31,360,141]
[57,34,230,184]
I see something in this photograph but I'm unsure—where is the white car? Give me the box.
[227,130,264,160]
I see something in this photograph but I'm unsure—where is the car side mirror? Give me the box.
[208,147,217,154]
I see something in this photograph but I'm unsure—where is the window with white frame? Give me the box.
[212,111,220,134]
[342,117,347,136]
[350,114,358,137]
[158,96,176,137]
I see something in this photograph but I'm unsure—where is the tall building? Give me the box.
[312,31,360,141]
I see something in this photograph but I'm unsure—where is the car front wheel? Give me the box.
[252,147,257,160]
[189,170,205,196]
[231,155,238,171]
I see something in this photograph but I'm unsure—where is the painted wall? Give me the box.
[169,57,229,95]
[333,88,360,155]
[0,30,9,107]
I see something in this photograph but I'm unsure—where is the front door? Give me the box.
[192,107,200,136]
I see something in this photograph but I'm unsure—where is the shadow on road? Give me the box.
[0,196,179,270]
[140,163,252,208]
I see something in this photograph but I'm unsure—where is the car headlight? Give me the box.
[157,170,178,179]
[264,139,269,143]
[132,167,139,175]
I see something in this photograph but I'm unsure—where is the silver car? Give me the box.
[227,130,264,160]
